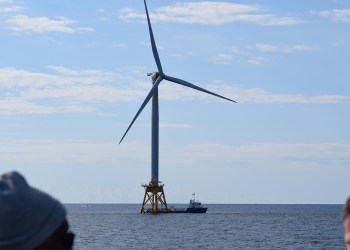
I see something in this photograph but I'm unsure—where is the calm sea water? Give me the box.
[66,204,344,250]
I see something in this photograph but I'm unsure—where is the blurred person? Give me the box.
[0,171,74,250]
[344,196,350,250]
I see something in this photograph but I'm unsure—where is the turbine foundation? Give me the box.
[140,182,168,213]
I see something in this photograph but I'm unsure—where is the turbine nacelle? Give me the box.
[147,72,160,83]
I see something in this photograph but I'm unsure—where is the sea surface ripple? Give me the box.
[66,204,343,250]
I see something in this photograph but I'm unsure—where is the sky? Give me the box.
[0,0,349,204]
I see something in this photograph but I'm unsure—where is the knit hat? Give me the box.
[0,171,66,250]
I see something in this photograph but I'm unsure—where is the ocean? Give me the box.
[66,204,344,250]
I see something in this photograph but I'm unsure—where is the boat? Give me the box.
[168,194,208,213]
[145,194,208,213]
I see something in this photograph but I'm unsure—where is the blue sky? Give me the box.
[0,0,349,204]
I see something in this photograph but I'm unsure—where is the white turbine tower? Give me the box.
[119,0,236,213]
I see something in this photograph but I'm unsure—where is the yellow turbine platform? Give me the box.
[140,182,168,213]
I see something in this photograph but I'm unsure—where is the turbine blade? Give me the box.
[163,74,237,103]
[144,0,163,73]
[119,76,163,144]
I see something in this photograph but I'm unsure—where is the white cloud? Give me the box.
[0,140,120,164]
[1,140,349,170]
[0,66,120,88]
[211,44,309,65]
[159,80,350,104]
[247,57,264,65]
[208,84,350,104]
[0,0,23,13]
[229,47,245,55]
[120,2,301,26]
[320,9,350,23]
[160,143,350,171]
[0,66,146,114]
[255,43,310,53]
[211,53,233,65]
[211,46,246,64]
[6,15,94,33]
[1,66,349,115]
[0,98,93,115]
[0,5,23,12]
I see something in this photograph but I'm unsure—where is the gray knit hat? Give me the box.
[0,171,66,250]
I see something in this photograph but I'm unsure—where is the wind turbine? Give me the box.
[119,0,236,213]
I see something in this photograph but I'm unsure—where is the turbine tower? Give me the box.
[119,0,236,213]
